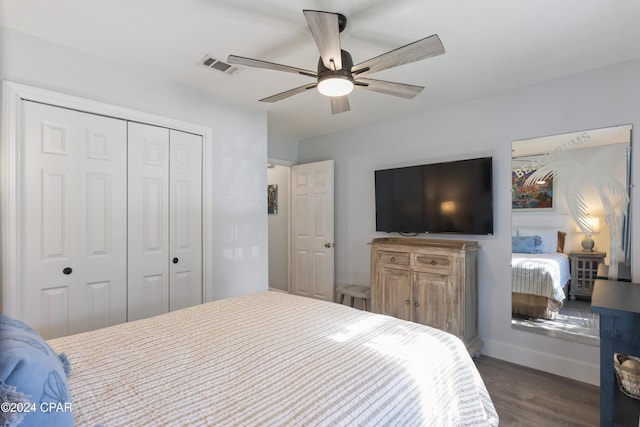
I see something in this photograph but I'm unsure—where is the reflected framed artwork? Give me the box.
[268,184,278,214]
[512,169,554,210]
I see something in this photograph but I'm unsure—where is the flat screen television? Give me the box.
[374,157,493,235]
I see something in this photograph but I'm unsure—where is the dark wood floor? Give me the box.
[475,356,599,426]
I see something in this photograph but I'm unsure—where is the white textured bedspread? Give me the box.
[49,291,498,426]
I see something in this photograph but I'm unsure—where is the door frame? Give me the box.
[1,81,212,317]
[267,158,294,294]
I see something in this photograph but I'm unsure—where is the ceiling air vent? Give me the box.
[199,55,240,76]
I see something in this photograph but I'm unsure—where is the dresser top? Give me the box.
[370,237,479,251]
[591,279,640,316]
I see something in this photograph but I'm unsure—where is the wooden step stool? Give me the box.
[336,285,371,311]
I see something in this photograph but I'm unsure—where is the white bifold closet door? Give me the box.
[127,122,203,321]
[22,101,127,339]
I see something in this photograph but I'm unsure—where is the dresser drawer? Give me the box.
[413,254,453,274]
[377,250,410,266]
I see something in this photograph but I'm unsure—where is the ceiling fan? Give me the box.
[227,9,445,114]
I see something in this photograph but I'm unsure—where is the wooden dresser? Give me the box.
[370,237,482,355]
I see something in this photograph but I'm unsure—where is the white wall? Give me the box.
[267,164,290,292]
[0,27,269,303]
[298,58,640,385]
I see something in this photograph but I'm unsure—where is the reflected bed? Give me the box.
[511,252,570,319]
[511,225,569,320]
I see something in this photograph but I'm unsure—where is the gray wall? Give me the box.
[268,133,299,163]
[0,27,270,303]
[298,58,640,385]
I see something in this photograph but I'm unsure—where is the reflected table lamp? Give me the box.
[577,216,600,252]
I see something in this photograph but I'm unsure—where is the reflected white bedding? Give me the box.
[512,252,570,302]
[49,291,498,426]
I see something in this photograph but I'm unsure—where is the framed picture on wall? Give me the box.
[512,169,554,210]
[268,184,278,214]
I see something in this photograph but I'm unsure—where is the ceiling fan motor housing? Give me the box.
[337,13,347,33]
[317,49,354,83]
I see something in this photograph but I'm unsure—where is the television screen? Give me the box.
[375,157,493,235]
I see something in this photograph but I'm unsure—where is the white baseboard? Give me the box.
[482,338,600,386]
[268,287,289,294]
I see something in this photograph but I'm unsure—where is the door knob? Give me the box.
[172,257,179,264]
[62,267,72,275]
[405,299,411,305]
[324,243,332,248]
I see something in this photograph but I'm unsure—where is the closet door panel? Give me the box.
[169,130,203,311]
[41,287,70,340]
[23,102,77,337]
[76,112,127,332]
[40,169,72,260]
[128,122,170,321]
[22,102,127,339]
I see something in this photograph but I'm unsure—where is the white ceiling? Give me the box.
[2,0,640,141]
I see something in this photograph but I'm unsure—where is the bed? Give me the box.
[2,291,498,427]
[511,225,570,319]
[511,252,570,319]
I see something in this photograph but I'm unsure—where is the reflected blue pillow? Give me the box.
[512,235,543,253]
[0,314,73,427]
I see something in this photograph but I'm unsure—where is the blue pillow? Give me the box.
[512,235,543,253]
[0,314,73,427]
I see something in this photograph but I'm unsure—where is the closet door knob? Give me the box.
[172,257,179,264]
[63,267,73,275]
[414,301,420,307]
[405,299,411,305]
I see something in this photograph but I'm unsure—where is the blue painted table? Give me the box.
[591,279,640,426]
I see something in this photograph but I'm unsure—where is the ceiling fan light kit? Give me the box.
[317,48,355,97]
[318,76,353,97]
[227,9,445,114]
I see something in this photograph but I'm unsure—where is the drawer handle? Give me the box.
[405,299,411,305]
[390,256,396,262]
[430,260,437,265]
[63,267,72,275]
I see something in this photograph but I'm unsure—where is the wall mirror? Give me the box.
[510,124,632,346]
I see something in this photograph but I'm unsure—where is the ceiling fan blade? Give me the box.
[228,55,317,78]
[303,10,342,70]
[355,78,424,99]
[351,34,444,76]
[330,96,350,114]
[259,83,318,103]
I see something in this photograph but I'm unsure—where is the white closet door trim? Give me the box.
[1,80,212,317]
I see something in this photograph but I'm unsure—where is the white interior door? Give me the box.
[128,122,170,321]
[291,160,335,301]
[169,129,203,311]
[22,101,127,339]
